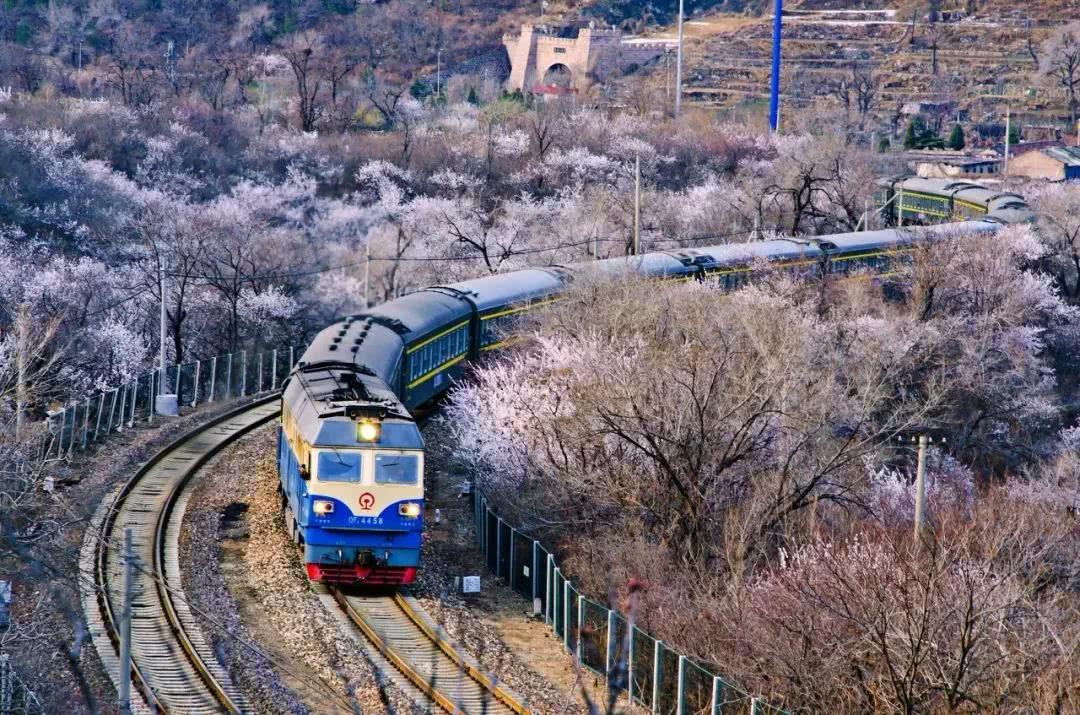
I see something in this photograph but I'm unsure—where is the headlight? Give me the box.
[357,420,380,442]
[399,502,421,518]
[313,499,335,516]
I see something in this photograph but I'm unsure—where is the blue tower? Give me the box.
[769,0,783,132]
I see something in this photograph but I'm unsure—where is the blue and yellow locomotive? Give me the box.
[280,361,425,584]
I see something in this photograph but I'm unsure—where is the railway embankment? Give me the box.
[7,397,259,713]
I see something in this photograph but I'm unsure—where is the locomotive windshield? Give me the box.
[317,451,363,482]
[374,453,420,485]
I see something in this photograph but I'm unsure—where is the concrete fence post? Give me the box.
[546,553,554,624]
[225,353,233,397]
[676,655,687,715]
[117,386,127,432]
[496,518,503,578]
[605,609,617,683]
[94,392,105,441]
[147,372,154,424]
[563,577,571,651]
[508,528,515,584]
[192,360,201,407]
[652,640,663,714]
[576,590,584,661]
[531,539,539,602]
[128,379,138,428]
[82,399,91,448]
[107,389,118,435]
[209,356,217,403]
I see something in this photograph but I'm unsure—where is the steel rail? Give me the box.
[93,396,280,713]
[332,589,531,715]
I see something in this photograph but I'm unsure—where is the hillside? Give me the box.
[630,0,1080,132]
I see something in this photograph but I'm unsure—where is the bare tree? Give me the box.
[196,54,231,112]
[104,24,159,107]
[850,63,878,129]
[282,34,323,132]
[1038,22,1080,126]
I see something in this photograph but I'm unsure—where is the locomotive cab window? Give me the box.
[317,451,363,482]
[375,453,420,485]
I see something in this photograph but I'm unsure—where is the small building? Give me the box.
[1008,146,1080,181]
[1022,124,1061,143]
[0,580,9,629]
[916,156,1001,178]
[901,100,957,118]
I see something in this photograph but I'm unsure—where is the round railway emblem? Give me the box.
[358,492,376,510]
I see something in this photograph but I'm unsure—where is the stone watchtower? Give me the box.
[503,24,669,94]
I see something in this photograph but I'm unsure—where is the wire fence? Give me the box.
[0,654,40,715]
[472,492,789,715]
[32,345,298,465]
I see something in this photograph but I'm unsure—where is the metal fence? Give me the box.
[0,654,40,714]
[472,493,789,715]
[34,345,298,464]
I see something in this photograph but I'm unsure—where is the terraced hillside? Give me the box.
[638,1,1080,130]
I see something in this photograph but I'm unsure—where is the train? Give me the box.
[278,180,1032,585]
[878,176,1034,226]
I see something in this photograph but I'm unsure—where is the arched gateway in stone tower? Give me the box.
[502,24,674,94]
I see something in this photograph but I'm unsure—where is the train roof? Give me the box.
[440,267,567,313]
[364,289,473,345]
[901,177,971,196]
[820,229,910,253]
[953,186,995,206]
[584,252,691,279]
[302,318,405,385]
[988,194,1027,211]
[282,362,422,449]
[985,208,1036,225]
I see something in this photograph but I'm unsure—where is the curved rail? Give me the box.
[332,589,531,715]
[92,396,280,713]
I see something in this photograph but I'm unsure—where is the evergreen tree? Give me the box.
[904,119,919,149]
[904,116,946,150]
[1008,123,1021,146]
[947,124,966,150]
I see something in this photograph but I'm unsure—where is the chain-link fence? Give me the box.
[0,654,41,715]
[33,345,297,464]
[472,493,789,715]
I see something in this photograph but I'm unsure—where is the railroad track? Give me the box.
[84,396,280,714]
[331,589,530,715]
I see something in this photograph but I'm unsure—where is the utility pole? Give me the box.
[363,239,371,308]
[665,50,671,105]
[118,528,134,715]
[436,48,442,96]
[159,258,167,395]
[897,432,944,544]
[14,303,28,440]
[632,154,641,256]
[913,434,929,542]
[1004,106,1011,175]
[674,0,684,117]
[769,0,784,132]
